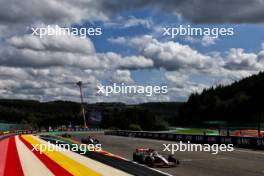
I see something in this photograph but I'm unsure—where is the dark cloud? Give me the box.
[99,0,264,23]
[0,0,263,27]
[0,0,106,25]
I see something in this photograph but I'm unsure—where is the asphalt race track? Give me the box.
[72,132,264,176]
[42,135,170,176]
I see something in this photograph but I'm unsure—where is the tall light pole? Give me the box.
[76,81,87,128]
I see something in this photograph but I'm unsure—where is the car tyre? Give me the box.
[145,157,154,167]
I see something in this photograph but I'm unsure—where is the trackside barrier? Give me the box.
[1,128,102,134]
[0,130,36,140]
[43,128,102,132]
[0,133,16,140]
[0,128,103,140]
[104,130,264,150]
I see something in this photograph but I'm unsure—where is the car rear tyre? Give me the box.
[145,157,154,167]
[133,153,138,161]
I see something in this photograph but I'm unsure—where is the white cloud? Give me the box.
[114,35,219,71]
[0,66,136,102]
[224,48,263,71]
[182,35,218,47]
[104,16,152,29]
[164,71,208,99]
[201,35,218,47]
[1,31,153,70]
[7,32,95,54]
[124,16,152,28]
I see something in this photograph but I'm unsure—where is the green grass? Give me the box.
[167,128,219,135]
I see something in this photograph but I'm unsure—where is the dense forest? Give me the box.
[0,99,181,130]
[178,72,264,126]
[0,100,81,129]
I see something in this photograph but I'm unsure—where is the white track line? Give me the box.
[34,136,133,176]
[15,136,54,176]
[180,157,229,162]
[131,161,173,176]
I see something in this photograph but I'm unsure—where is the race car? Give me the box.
[133,148,179,167]
[81,136,100,144]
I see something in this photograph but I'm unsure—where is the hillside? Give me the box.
[179,72,264,125]
[0,100,183,130]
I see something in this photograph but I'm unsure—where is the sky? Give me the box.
[0,0,264,104]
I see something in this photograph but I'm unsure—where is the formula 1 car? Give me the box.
[81,136,100,144]
[133,148,179,167]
